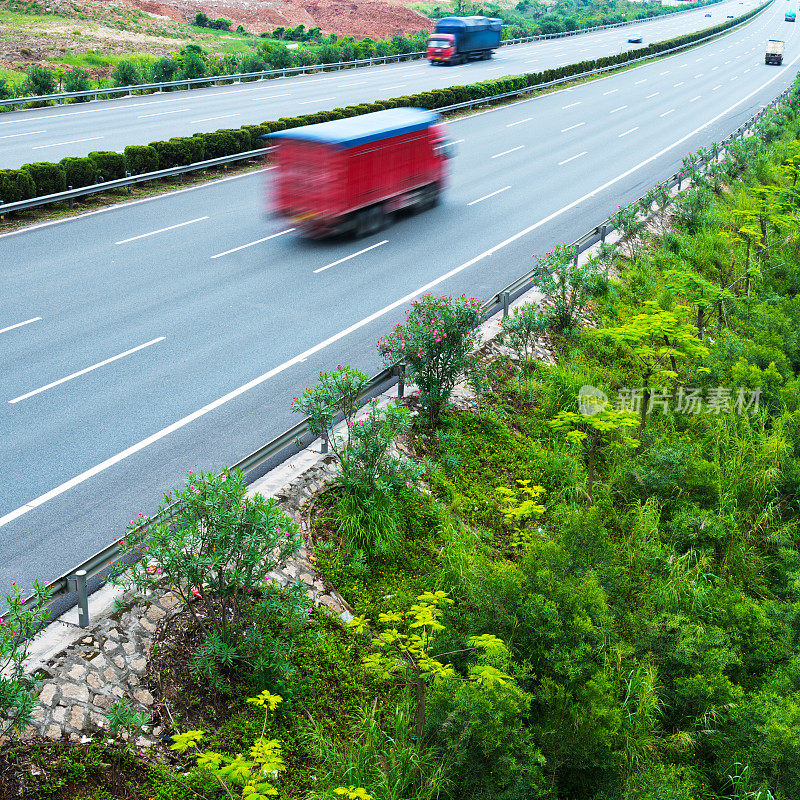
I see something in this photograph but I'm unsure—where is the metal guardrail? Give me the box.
[0,2,768,217]
[0,0,724,110]
[31,79,793,627]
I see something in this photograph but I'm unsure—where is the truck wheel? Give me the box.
[354,205,385,237]
[417,183,440,211]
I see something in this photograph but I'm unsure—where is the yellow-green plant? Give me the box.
[496,480,546,550]
[170,690,285,799]
[349,591,515,739]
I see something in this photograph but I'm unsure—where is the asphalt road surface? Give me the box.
[0,0,763,168]
[1,0,798,594]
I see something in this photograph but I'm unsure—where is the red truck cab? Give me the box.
[269,108,454,238]
[427,33,457,64]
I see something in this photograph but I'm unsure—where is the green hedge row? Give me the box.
[0,3,767,208]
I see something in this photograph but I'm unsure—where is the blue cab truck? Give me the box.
[427,16,503,65]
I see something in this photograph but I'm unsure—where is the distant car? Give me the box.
[628,35,643,43]
[727,14,734,17]
[705,12,712,15]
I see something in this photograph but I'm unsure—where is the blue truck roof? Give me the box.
[435,15,502,32]
[266,107,440,149]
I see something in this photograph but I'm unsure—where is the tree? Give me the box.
[193,11,209,26]
[598,301,710,431]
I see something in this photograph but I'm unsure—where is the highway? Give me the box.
[1,0,798,595]
[0,0,762,168]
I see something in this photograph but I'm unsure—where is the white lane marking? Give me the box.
[635,79,647,84]
[381,84,407,90]
[0,168,271,241]
[731,76,739,81]
[660,70,670,75]
[339,81,367,87]
[674,81,685,87]
[558,151,586,165]
[467,185,512,206]
[712,84,722,90]
[744,68,751,74]
[562,101,581,108]
[712,65,720,70]
[137,108,187,119]
[32,136,103,150]
[610,105,628,113]
[314,240,388,274]
[450,139,465,145]
[492,145,525,158]
[690,95,702,102]
[0,129,45,139]
[211,228,294,258]
[9,337,166,404]
[0,317,41,335]
[506,117,532,127]
[486,66,504,71]
[190,113,240,123]
[646,91,660,98]
[619,126,639,137]
[603,89,618,95]
[694,73,704,78]
[561,122,585,132]
[12,53,790,527]
[254,93,292,100]
[660,109,675,117]
[299,96,336,105]
[115,216,208,245]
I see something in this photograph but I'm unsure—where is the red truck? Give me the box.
[269,107,454,238]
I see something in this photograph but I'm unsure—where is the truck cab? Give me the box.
[427,33,457,64]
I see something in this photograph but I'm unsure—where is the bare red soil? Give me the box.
[129,0,433,38]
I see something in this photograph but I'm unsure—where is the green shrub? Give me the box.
[151,57,179,83]
[202,131,237,158]
[58,156,97,189]
[21,162,66,196]
[124,144,159,174]
[111,60,140,87]
[23,64,55,96]
[168,136,205,164]
[217,127,251,151]
[0,168,36,203]
[62,67,91,95]
[88,150,126,181]
[147,140,184,169]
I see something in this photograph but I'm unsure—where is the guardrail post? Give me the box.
[600,223,608,243]
[396,363,406,399]
[67,570,89,627]
[501,291,510,318]
[677,172,683,191]
[68,186,73,210]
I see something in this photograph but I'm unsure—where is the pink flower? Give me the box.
[195,490,201,495]
[308,607,314,614]
[188,470,194,475]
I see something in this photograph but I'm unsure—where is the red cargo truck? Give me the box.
[269,108,454,238]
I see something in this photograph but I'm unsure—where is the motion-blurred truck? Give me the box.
[786,8,796,20]
[269,108,455,238]
[766,39,785,63]
[427,16,503,65]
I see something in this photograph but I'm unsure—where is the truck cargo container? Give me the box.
[766,39,785,64]
[427,16,503,65]
[269,108,455,238]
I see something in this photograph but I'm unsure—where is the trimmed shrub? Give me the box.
[58,156,97,189]
[0,169,35,204]
[148,140,185,169]
[169,136,205,163]
[88,150,126,181]
[202,131,237,158]
[124,145,159,174]
[21,162,66,196]
[216,127,251,151]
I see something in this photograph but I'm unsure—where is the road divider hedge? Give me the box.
[0,2,769,209]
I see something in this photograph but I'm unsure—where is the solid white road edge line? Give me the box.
[314,240,388,274]
[0,317,41,335]
[211,228,295,258]
[2,48,793,527]
[9,337,166,404]
[115,216,209,245]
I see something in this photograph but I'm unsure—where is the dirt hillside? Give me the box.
[129,0,433,38]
